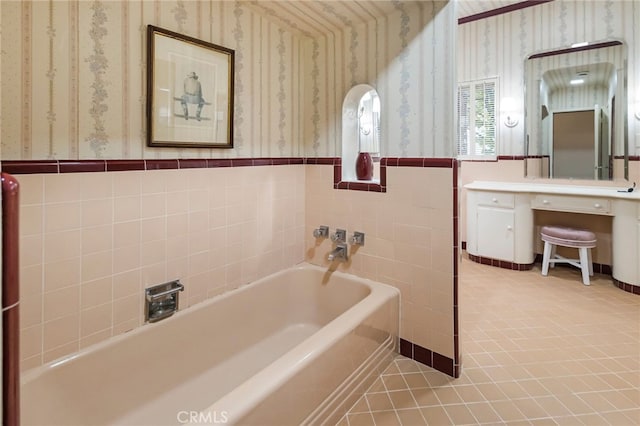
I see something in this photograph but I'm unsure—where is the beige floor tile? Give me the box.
[443,404,477,425]
[340,256,640,425]
[411,387,441,407]
[365,392,394,412]
[369,410,401,425]
[345,412,375,426]
[388,390,417,410]
[419,406,452,425]
[382,374,409,391]
[395,408,426,425]
[490,400,526,422]
[465,402,502,424]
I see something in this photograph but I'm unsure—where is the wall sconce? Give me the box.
[502,97,519,128]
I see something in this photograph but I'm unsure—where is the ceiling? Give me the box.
[242,0,525,37]
[542,62,615,94]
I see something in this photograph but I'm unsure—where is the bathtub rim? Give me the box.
[194,265,400,425]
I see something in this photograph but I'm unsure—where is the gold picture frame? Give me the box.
[146,25,234,148]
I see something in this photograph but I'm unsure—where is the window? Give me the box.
[457,78,498,158]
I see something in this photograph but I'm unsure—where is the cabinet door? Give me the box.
[477,207,515,262]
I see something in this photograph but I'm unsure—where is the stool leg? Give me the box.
[587,247,593,276]
[578,247,591,285]
[550,244,557,268]
[542,241,552,276]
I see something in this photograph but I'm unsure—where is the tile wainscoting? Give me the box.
[3,157,460,378]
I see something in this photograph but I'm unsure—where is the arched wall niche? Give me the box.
[341,84,381,182]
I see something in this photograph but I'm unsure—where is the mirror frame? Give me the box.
[524,39,628,181]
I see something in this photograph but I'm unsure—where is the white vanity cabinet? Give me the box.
[466,190,534,265]
[465,181,640,288]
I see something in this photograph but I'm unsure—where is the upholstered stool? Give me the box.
[541,225,597,285]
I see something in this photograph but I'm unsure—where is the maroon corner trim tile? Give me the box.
[335,181,349,190]
[384,157,399,167]
[145,159,179,170]
[106,160,145,172]
[178,159,207,169]
[399,338,413,358]
[207,159,233,168]
[59,160,106,173]
[231,158,254,167]
[1,160,59,174]
[333,165,342,184]
[380,165,387,186]
[433,352,454,377]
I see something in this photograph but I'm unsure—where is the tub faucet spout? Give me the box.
[328,243,348,262]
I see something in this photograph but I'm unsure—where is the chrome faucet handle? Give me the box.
[349,231,365,246]
[313,225,329,238]
[330,229,346,243]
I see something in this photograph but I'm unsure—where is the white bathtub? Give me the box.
[21,263,399,425]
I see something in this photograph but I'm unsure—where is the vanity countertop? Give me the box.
[464,181,640,200]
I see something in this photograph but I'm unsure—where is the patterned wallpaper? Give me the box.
[458,0,640,157]
[304,1,456,158]
[0,0,304,160]
[0,0,455,161]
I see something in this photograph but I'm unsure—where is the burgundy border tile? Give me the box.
[305,157,337,165]
[207,159,232,168]
[413,344,432,367]
[497,155,526,160]
[1,160,59,175]
[3,306,19,426]
[252,158,272,167]
[347,182,370,192]
[335,181,349,190]
[458,0,553,24]
[468,253,534,271]
[231,159,254,167]
[106,160,145,172]
[628,156,640,161]
[178,159,207,169]
[612,279,640,296]
[145,159,179,170]
[397,158,424,167]
[59,160,106,173]
[423,158,454,168]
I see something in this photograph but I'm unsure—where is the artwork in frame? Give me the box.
[146,25,235,148]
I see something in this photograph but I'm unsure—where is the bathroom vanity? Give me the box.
[465,181,640,290]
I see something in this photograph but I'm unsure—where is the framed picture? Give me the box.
[146,25,234,148]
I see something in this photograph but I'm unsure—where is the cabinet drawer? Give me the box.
[476,192,515,208]
[531,194,611,214]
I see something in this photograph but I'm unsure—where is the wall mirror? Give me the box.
[524,40,628,181]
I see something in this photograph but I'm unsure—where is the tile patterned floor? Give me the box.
[338,255,640,425]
